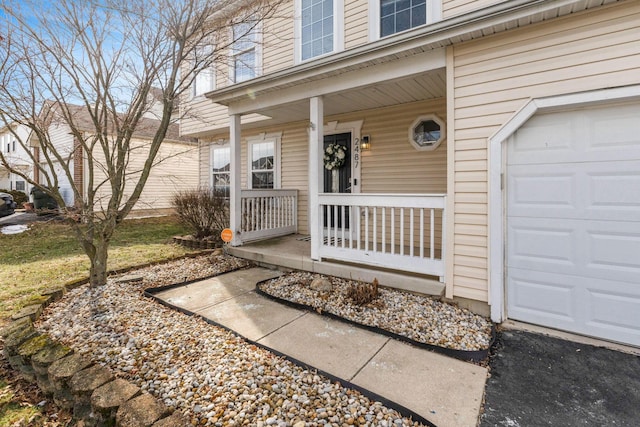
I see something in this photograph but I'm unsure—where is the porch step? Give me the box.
[228,242,445,297]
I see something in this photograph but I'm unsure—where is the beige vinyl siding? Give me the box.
[262,1,295,74]
[345,0,369,49]
[443,0,506,19]
[92,138,199,213]
[199,141,211,187]
[450,1,640,302]
[355,98,447,194]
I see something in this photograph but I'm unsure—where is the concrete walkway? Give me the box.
[152,267,488,427]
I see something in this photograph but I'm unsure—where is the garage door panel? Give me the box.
[586,223,640,281]
[586,164,640,222]
[509,114,576,164]
[586,103,640,155]
[585,281,640,347]
[508,268,577,322]
[508,220,576,271]
[508,166,577,218]
[588,289,640,334]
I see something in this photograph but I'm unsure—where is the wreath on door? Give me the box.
[324,143,347,170]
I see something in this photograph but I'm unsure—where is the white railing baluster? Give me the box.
[372,207,377,252]
[382,207,386,254]
[391,208,395,255]
[430,208,435,260]
[364,207,369,251]
[341,205,345,248]
[409,208,414,257]
[400,207,404,256]
[420,208,424,259]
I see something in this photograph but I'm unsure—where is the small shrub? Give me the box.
[172,188,229,242]
[0,188,28,205]
[346,278,379,305]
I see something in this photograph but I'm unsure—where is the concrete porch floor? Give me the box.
[151,267,488,427]
[227,234,445,297]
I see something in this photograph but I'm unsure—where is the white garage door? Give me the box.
[51,160,74,207]
[506,102,640,347]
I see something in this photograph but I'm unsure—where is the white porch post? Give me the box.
[229,114,242,246]
[309,96,324,260]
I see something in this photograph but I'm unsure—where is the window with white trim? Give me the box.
[192,45,215,97]
[370,0,441,39]
[247,133,281,189]
[296,0,343,62]
[232,21,259,83]
[211,144,231,197]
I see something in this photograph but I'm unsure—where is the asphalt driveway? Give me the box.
[480,330,640,426]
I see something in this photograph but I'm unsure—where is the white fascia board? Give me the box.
[206,0,599,107]
[229,47,446,115]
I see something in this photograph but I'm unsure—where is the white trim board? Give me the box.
[487,85,640,323]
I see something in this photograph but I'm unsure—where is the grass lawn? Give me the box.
[0,214,198,425]
[0,215,196,327]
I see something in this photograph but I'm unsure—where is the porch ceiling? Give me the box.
[238,68,446,128]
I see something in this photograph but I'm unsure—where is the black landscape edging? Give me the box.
[144,290,436,427]
[255,280,496,363]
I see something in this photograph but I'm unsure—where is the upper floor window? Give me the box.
[192,45,215,97]
[381,0,425,37]
[232,21,260,83]
[371,0,441,39]
[296,0,344,63]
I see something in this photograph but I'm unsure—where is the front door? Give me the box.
[323,133,351,229]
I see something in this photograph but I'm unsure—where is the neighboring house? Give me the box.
[0,123,33,196]
[31,103,198,216]
[182,0,640,347]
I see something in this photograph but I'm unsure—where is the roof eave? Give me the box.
[205,0,613,105]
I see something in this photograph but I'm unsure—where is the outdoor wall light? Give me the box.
[360,135,371,151]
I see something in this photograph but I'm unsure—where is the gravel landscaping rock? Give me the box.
[36,254,428,426]
[259,271,493,352]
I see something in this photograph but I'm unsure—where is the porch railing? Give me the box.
[240,189,298,243]
[317,193,446,280]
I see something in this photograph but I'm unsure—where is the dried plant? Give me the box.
[172,188,229,241]
[346,278,379,305]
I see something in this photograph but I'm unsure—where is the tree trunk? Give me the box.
[89,241,109,287]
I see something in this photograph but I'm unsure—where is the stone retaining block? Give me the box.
[69,364,115,420]
[91,378,141,425]
[49,353,94,409]
[116,393,170,427]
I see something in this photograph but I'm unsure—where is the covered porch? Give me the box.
[210,42,449,297]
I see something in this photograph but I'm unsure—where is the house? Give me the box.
[30,103,199,216]
[181,0,640,347]
[0,123,33,196]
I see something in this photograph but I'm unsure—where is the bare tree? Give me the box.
[0,0,283,287]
